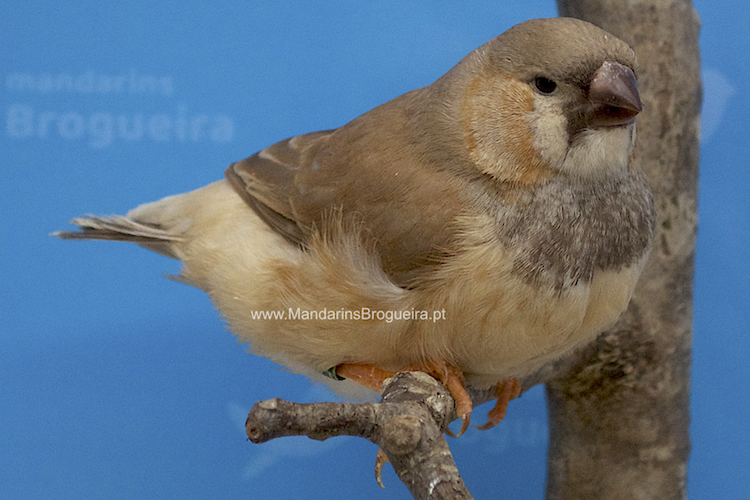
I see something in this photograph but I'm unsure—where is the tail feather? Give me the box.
[53,215,183,259]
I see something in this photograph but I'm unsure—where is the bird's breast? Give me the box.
[411,173,654,384]
[416,236,647,386]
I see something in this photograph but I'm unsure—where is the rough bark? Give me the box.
[544,1,700,499]
[245,2,700,497]
[246,372,474,500]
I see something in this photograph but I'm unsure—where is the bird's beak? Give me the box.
[588,60,642,127]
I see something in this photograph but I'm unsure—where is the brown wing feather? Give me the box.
[224,90,471,286]
[225,129,336,247]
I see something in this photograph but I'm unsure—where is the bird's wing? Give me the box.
[224,90,473,285]
[225,129,336,248]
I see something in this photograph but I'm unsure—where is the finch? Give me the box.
[55,17,655,434]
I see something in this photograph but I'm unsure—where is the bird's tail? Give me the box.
[53,213,184,259]
[53,180,250,265]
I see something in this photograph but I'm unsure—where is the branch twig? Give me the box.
[246,372,474,500]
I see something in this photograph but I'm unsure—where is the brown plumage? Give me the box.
[55,17,655,431]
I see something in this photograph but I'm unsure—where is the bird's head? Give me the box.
[449,17,641,184]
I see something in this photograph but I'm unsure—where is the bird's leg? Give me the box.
[334,359,473,437]
[474,377,521,431]
[333,363,397,392]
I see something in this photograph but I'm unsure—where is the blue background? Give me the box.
[2,1,746,498]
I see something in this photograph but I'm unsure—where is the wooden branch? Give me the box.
[246,372,475,500]
[545,1,701,499]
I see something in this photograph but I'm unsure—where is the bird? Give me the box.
[54,17,656,436]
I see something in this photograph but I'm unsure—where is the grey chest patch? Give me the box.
[488,172,655,291]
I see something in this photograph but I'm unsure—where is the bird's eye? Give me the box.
[533,76,557,94]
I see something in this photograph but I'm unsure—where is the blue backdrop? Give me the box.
[2,1,746,498]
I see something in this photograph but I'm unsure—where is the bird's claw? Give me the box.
[445,410,472,438]
[375,448,389,488]
[474,378,521,431]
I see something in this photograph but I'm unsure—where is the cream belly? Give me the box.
[449,262,645,389]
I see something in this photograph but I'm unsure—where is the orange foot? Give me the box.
[474,378,522,430]
[335,360,473,437]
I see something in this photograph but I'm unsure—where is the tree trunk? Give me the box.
[545,1,700,498]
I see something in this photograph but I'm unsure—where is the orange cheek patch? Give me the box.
[460,75,554,187]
